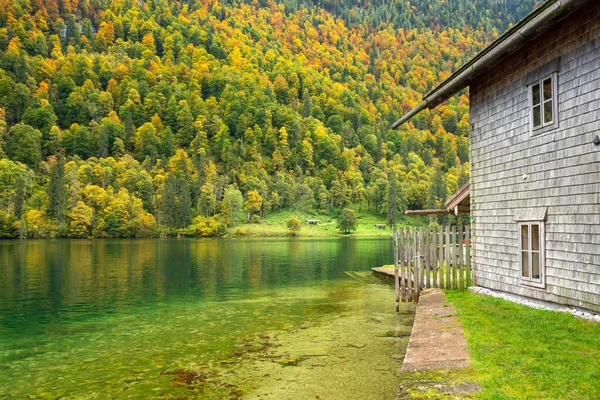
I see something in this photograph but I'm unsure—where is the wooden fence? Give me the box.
[393,226,472,307]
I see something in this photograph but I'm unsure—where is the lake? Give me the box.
[0,238,415,399]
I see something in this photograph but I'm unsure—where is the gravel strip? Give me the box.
[469,286,600,323]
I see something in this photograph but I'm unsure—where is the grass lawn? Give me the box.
[231,208,427,237]
[447,290,600,399]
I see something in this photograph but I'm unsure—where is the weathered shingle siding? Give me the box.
[469,2,600,312]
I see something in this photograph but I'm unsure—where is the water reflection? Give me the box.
[0,238,392,331]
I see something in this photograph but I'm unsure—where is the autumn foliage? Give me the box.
[0,0,537,238]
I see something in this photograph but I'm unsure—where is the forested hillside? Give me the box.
[0,0,538,238]
[282,0,539,31]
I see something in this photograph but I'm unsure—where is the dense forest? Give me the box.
[0,0,539,238]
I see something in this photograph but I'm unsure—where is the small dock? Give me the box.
[371,266,395,278]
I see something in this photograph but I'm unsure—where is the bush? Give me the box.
[232,227,247,236]
[187,216,227,237]
[287,216,302,235]
[0,211,18,238]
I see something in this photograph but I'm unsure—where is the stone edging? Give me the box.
[469,286,600,323]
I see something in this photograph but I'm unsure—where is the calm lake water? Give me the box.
[0,238,414,399]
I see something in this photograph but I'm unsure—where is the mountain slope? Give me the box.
[0,0,538,238]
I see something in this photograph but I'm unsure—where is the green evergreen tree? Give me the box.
[176,100,195,147]
[178,177,192,228]
[135,122,159,161]
[198,183,217,217]
[302,89,312,118]
[386,169,405,228]
[160,127,175,158]
[47,153,66,224]
[160,171,191,229]
[113,137,126,157]
[165,96,178,132]
[14,177,25,218]
[330,177,350,209]
[428,164,447,208]
[160,172,178,228]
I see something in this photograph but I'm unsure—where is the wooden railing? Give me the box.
[393,226,472,307]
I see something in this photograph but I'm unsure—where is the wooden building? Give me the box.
[393,0,600,312]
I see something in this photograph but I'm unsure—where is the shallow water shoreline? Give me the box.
[0,238,411,398]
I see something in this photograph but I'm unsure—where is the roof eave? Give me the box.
[445,183,470,210]
[391,0,588,130]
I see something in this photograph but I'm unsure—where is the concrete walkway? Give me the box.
[402,288,470,371]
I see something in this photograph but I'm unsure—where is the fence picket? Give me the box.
[399,228,405,302]
[407,228,413,302]
[392,224,472,303]
[425,227,431,289]
[413,227,418,300]
[458,226,465,289]
[414,228,421,302]
[452,226,457,289]
[444,226,450,289]
[432,226,438,288]
[419,227,425,293]
[402,229,410,301]
[466,225,471,288]
[438,226,444,289]
[394,228,399,310]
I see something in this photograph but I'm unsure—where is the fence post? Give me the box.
[400,228,406,302]
[394,228,399,311]
[415,228,420,301]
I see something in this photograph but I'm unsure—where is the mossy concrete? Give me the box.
[395,289,480,399]
[402,289,470,372]
[396,368,481,399]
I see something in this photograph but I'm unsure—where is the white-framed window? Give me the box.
[529,74,557,132]
[518,221,545,288]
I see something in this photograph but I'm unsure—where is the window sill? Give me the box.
[520,280,546,290]
[531,122,558,138]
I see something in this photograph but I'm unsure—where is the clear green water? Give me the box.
[0,238,414,399]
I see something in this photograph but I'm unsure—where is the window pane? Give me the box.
[532,251,540,280]
[543,78,552,101]
[544,100,553,124]
[521,225,529,250]
[522,251,529,278]
[532,224,540,251]
[533,105,541,127]
[532,84,541,105]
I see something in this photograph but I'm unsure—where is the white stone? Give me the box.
[468,286,600,322]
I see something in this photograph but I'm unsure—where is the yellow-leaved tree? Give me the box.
[68,201,93,238]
